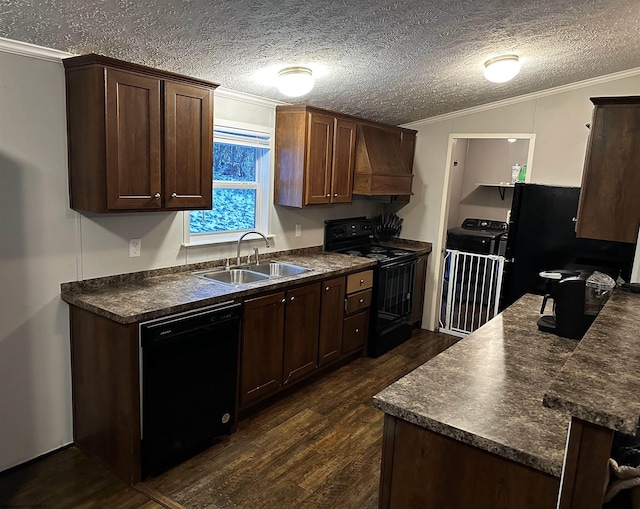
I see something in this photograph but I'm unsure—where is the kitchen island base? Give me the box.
[379,415,559,509]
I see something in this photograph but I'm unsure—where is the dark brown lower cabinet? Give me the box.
[239,272,371,411]
[379,415,560,509]
[318,277,346,366]
[282,283,321,385]
[239,291,286,407]
[239,281,321,408]
[69,306,142,484]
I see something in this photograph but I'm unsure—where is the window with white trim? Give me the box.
[186,126,270,244]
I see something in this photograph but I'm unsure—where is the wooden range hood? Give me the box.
[352,124,414,196]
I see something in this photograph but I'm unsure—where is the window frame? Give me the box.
[183,120,273,246]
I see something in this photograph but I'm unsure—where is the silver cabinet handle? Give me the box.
[154,193,161,199]
[171,192,177,199]
[290,296,295,301]
[334,193,338,197]
[325,286,330,291]
[355,328,359,333]
[281,298,286,303]
[326,193,330,197]
[359,298,364,303]
[572,217,577,223]
[360,279,364,284]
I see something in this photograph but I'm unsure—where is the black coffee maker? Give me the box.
[537,270,596,340]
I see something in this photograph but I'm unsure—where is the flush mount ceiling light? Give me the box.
[507,138,517,143]
[277,66,314,97]
[483,55,521,83]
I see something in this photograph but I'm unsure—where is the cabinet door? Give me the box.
[105,69,162,209]
[576,101,640,243]
[283,283,321,384]
[318,277,345,367]
[411,254,428,326]
[330,119,356,203]
[164,81,213,209]
[304,113,333,205]
[240,292,285,407]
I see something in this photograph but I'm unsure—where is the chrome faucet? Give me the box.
[236,231,270,266]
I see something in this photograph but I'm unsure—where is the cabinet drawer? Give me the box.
[345,289,372,315]
[343,311,369,354]
[346,270,373,294]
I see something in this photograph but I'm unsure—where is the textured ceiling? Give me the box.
[1,0,639,125]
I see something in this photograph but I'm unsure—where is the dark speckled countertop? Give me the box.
[544,290,640,435]
[61,240,431,324]
[373,293,578,476]
[374,289,640,476]
[61,249,377,324]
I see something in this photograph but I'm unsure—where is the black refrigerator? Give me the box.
[501,183,635,309]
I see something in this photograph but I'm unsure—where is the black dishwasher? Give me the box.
[139,301,241,477]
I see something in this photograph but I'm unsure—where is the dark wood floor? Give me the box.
[0,330,457,509]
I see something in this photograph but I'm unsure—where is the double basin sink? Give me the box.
[194,261,309,286]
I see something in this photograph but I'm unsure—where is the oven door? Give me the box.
[376,257,418,330]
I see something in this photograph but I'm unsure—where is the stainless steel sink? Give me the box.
[247,262,309,277]
[193,261,309,286]
[195,268,270,285]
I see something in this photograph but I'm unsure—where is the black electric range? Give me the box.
[324,217,417,264]
[324,217,418,357]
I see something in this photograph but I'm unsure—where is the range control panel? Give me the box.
[324,217,375,250]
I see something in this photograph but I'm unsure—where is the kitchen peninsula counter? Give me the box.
[374,293,577,477]
[543,290,640,434]
[374,289,640,509]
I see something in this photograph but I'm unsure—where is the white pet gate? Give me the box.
[439,249,506,337]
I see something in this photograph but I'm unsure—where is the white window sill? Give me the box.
[182,233,276,248]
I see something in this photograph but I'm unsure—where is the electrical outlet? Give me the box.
[295,224,302,237]
[129,239,141,257]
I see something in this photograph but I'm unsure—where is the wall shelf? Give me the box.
[475,182,515,200]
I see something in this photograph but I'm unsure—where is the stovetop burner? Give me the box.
[324,216,418,266]
[341,244,415,262]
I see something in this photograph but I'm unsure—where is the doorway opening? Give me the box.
[433,134,536,336]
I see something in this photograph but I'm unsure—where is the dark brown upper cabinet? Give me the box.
[576,97,640,243]
[64,54,217,213]
[275,105,356,207]
[274,105,417,208]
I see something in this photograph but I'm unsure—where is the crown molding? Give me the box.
[0,37,74,62]
[215,87,285,108]
[403,67,640,128]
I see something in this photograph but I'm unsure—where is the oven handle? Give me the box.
[380,256,419,270]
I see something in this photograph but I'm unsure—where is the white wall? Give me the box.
[79,92,382,279]
[0,49,77,471]
[454,138,529,223]
[0,41,383,472]
[401,70,640,331]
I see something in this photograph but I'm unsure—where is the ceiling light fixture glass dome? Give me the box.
[483,55,521,83]
[277,66,314,97]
